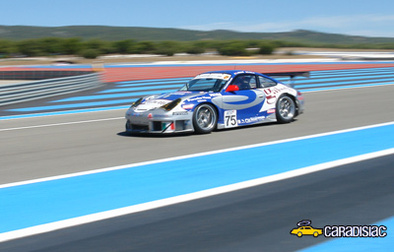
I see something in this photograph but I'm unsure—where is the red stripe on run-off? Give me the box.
[102,62,394,82]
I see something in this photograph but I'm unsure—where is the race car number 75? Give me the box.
[224,110,238,128]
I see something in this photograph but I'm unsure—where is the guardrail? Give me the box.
[0,72,103,107]
[0,70,95,80]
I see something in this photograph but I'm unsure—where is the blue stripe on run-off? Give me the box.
[1,123,394,233]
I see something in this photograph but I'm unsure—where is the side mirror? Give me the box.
[226,85,239,92]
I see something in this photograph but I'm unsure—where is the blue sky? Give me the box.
[1,0,394,37]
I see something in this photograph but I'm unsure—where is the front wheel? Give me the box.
[193,104,217,134]
[276,95,296,123]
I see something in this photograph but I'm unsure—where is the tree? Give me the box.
[0,40,15,56]
[61,38,82,55]
[155,41,181,56]
[185,41,206,54]
[37,38,64,54]
[136,41,156,54]
[16,40,42,57]
[113,39,137,54]
[258,41,276,55]
[217,41,249,56]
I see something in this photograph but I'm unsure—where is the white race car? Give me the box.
[125,70,306,134]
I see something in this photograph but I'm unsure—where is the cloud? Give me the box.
[180,14,394,37]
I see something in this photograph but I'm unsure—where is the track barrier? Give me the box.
[0,71,102,106]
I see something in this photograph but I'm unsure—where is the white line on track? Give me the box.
[1,148,393,242]
[0,117,124,132]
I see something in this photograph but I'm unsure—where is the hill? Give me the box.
[1,25,394,45]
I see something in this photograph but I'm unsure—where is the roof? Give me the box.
[204,70,265,77]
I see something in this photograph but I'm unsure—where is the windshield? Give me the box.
[181,73,231,92]
[180,78,228,92]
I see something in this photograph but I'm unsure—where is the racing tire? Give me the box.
[193,104,217,134]
[276,95,296,123]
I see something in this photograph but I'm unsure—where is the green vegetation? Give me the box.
[0,37,284,59]
[2,26,394,44]
[0,26,394,59]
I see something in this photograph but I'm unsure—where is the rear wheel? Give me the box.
[276,95,296,123]
[193,104,217,134]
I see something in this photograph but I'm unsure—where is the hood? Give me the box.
[155,91,202,101]
[134,91,206,111]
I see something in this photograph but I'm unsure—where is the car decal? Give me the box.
[213,90,265,110]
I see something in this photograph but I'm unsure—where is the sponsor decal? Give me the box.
[290,220,387,238]
[210,93,221,97]
[233,70,254,75]
[172,112,189,115]
[151,114,167,118]
[182,104,195,110]
[263,86,287,96]
[238,116,265,124]
[267,108,276,114]
[194,73,231,80]
[144,99,170,105]
[187,96,211,101]
[266,95,276,104]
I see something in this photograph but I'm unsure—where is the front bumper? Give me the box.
[125,109,194,134]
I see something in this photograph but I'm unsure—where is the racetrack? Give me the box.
[1,66,394,251]
[1,85,393,184]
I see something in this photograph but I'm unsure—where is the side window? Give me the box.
[258,76,277,88]
[233,74,257,90]
[249,76,257,89]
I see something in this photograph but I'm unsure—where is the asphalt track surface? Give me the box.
[1,84,393,251]
[1,85,394,184]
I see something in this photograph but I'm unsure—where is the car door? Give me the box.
[258,75,279,105]
[220,74,266,127]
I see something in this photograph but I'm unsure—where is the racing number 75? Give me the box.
[224,110,238,128]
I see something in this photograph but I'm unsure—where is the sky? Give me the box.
[1,0,394,37]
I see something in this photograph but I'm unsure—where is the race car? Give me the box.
[125,70,305,134]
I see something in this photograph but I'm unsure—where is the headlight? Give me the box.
[160,98,182,111]
[130,98,143,108]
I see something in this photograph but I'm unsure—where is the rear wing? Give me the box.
[264,71,310,87]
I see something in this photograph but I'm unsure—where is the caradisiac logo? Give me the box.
[290,219,323,238]
[290,220,388,238]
